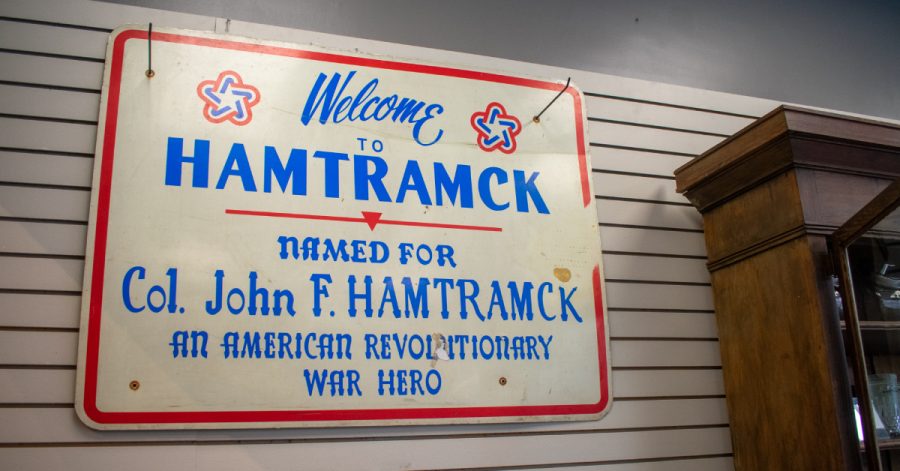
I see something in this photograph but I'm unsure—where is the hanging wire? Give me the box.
[145,23,155,78]
[533,77,570,123]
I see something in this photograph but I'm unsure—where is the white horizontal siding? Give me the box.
[0,293,82,329]
[605,283,714,311]
[0,330,78,366]
[599,226,707,257]
[583,94,753,136]
[593,172,689,205]
[0,117,96,154]
[603,254,709,284]
[591,146,694,177]
[0,84,101,121]
[0,0,779,469]
[597,199,703,230]
[0,18,109,59]
[609,311,718,339]
[0,427,733,470]
[536,457,735,471]
[0,152,94,188]
[588,121,723,155]
[0,401,729,445]
[0,52,104,90]
[0,220,88,256]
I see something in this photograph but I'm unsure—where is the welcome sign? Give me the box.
[75,26,610,429]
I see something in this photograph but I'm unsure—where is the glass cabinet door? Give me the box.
[834,178,900,470]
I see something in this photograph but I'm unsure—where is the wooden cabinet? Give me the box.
[832,178,900,470]
[674,106,900,470]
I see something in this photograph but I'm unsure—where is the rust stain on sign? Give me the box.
[553,267,572,282]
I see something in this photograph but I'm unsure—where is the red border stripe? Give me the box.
[82,28,606,424]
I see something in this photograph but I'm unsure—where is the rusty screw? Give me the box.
[499,377,508,386]
[129,380,140,391]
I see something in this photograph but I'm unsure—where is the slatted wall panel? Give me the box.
[0,0,781,469]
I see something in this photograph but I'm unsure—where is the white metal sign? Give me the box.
[75,26,610,429]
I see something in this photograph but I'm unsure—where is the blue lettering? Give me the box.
[537,282,555,321]
[350,79,379,120]
[165,137,209,188]
[375,95,397,120]
[169,331,205,358]
[508,281,534,321]
[538,335,553,360]
[401,277,430,318]
[221,332,238,358]
[301,71,356,125]
[413,104,444,146]
[378,276,400,318]
[278,236,299,260]
[310,273,332,317]
[351,240,366,262]
[434,163,473,208]
[122,266,146,313]
[478,336,494,359]
[264,147,307,195]
[299,71,445,146]
[433,278,453,319]
[322,238,349,262]
[304,333,318,359]
[206,270,225,315]
[365,333,379,359]
[241,332,261,358]
[348,275,373,317]
[395,160,433,205]
[513,170,549,214]
[215,143,256,191]
[278,332,294,359]
[163,139,553,214]
[378,369,395,395]
[264,332,277,359]
[478,167,509,211]
[371,240,389,263]
[525,336,538,359]
[456,279,484,321]
[169,331,188,358]
[313,150,349,198]
[354,154,391,201]
[304,369,328,395]
[559,286,583,322]
[377,369,441,396]
[487,280,508,320]
[247,272,269,315]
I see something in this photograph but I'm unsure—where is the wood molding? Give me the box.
[674,106,900,470]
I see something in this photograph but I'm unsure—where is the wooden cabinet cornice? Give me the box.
[675,106,900,470]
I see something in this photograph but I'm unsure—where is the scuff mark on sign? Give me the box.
[430,333,449,368]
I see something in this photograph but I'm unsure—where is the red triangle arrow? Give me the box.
[360,211,382,231]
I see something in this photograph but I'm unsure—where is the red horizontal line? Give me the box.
[378,218,501,232]
[227,209,355,224]
[225,209,502,232]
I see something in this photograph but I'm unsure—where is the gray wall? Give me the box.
[99,0,900,121]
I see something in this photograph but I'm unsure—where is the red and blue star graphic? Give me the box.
[470,102,522,154]
[196,70,261,126]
